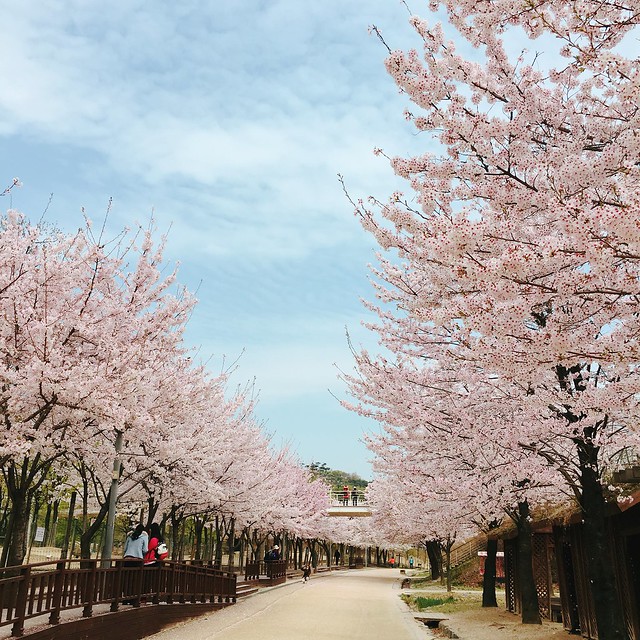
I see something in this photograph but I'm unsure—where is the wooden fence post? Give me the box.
[11,565,31,637]
[190,564,198,604]
[152,565,161,605]
[82,561,97,618]
[166,561,176,604]
[111,559,123,612]
[48,561,66,624]
[133,563,143,607]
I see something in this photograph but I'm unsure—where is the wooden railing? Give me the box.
[0,558,236,637]
[244,560,287,585]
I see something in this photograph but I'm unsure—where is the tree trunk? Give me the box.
[319,540,330,568]
[426,540,441,580]
[444,536,453,593]
[5,489,29,568]
[169,507,183,561]
[80,501,109,562]
[227,518,235,570]
[60,492,77,560]
[482,538,499,607]
[0,493,11,545]
[3,455,53,568]
[578,437,629,640]
[48,499,59,547]
[515,501,541,625]
[214,516,223,568]
[26,493,43,562]
[238,535,245,570]
[43,502,52,547]
[295,538,302,569]
[193,517,205,561]
[145,496,159,528]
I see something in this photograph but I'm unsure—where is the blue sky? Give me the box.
[0,1,430,479]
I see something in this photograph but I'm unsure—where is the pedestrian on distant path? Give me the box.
[334,549,341,566]
[351,486,359,506]
[342,485,349,506]
[302,563,311,582]
[123,524,148,566]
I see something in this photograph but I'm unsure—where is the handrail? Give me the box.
[329,491,368,506]
[450,536,487,567]
[244,560,287,584]
[0,558,236,637]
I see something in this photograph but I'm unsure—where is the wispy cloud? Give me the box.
[1,0,425,475]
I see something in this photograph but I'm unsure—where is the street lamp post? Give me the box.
[101,430,124,567]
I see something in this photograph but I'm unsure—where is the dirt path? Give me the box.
[441,607,567,640]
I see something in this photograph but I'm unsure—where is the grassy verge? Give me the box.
[401,589,484,614]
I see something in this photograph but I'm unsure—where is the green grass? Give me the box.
[414,595,455,609]
[401,590,486,614]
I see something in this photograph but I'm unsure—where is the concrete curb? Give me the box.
[437,621,460,639]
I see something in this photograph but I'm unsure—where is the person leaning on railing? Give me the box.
[144,523,168,566]
[122,524,148,605]
[123,524,148,566]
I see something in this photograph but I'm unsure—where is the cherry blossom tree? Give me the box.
[0,212,194,566]
[0,208,342,570]
[345,2,639,637]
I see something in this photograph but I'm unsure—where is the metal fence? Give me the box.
[329,491,368,506]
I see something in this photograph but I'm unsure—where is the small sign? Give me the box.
[34,527,45,543]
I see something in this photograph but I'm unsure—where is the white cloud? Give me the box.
[1,0,423,475]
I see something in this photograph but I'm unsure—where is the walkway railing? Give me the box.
[329,491,367,507]
[244,560,287,585]
[0,558,236,637]
[450,535,487,567]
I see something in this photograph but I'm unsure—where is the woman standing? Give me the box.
[122,524,148,604]
[123,524,148,565]
[144,523,164,565]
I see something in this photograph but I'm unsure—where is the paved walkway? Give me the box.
[147,568,429,640]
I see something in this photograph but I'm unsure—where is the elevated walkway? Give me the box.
[327,491,372,517]
[326,505,372,517]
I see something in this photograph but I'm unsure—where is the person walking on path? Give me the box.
[334,548,341,566]
[302,563,311,582]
